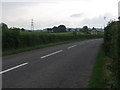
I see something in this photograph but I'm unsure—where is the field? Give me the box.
[2,30,103,56]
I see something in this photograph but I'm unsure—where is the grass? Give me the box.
[3,37,100,56]
[88,45,106,88]
[88,45,114,88]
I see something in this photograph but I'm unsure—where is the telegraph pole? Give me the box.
[31,19,34,31]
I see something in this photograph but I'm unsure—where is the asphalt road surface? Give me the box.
[2,39,103,88]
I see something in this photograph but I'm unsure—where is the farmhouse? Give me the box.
[87,27,97,35]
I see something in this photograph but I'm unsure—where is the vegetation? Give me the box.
[47,25,67,33]
[88,21,120,88]
[88,45,116,88]
[88,46,106,88]
[2,23,103,56]
[104,21,120,88]
[82,26,89,32]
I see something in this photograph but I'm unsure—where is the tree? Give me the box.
[21,28,25,32]
[81,26,89,33]
[47,28,52,33]
[9,27,20,31]
[82,26,88,31]
[52,25,66,33]
[52,26,58,33]
[58,25,66,32]
[92,27,96,30]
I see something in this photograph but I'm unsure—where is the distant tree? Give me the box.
[82,26,89,32]
[58,25,66,32]
[68,28,71,32]
[52,25,66,33]
[82,26,88,31]
[47,28,52,33]
[52,26,58,33]
[9,27,20,32]
[21,28,25,32]
[92,27,96,30]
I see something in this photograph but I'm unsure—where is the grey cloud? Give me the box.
[70,13,84,18]
[81,13,115,28]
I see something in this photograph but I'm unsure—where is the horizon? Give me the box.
[1,0,119,30]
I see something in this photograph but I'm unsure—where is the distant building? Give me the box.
[87,28,97,35]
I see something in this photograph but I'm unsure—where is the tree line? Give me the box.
[46,25,98,33]
[47,25,67,33]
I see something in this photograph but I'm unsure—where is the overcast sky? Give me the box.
[1,0,120,30]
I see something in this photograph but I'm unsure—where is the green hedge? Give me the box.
[104,21,120,88]
[2,27,103,51]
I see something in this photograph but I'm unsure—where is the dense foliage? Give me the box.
[47,25,67,33]
[104,21,120,88]
[2,23,103,51]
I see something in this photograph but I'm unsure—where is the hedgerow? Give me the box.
[2,23,103,51]
[104,21,120,88]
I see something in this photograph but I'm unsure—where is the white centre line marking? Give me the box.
[68,45,77,49]
[0,63,28,74]
[41,50,63,59]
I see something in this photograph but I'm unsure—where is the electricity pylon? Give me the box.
[31,19,34,31]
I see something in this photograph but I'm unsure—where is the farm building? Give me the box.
[87,27,97,35]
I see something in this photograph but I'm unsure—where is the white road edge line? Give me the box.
[0,63,28,74]
[68,45,77,49]
[41,50,63,59]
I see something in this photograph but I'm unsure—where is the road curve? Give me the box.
[2,39,103,88]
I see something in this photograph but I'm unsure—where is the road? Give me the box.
[2,39,103,88]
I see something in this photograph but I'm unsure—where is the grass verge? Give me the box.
[3,38,101,56]
[88,45,106,88]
